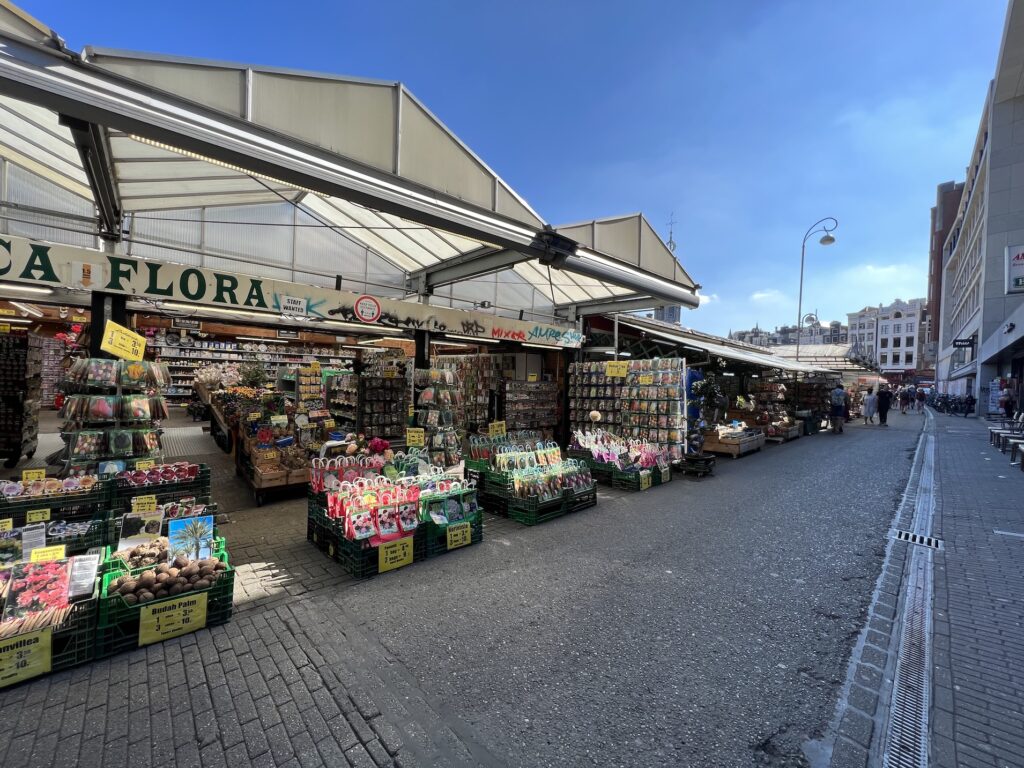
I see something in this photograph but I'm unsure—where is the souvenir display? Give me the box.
[40,336,64,410]
[467,430,543,462]
[326,371,358,433]
[504,380,559,436]
[0,332,41,468]
[360,350,410,441]
[413,368,462,467]
[617,360,687,460]
[432,354,504,433]
[568,361,623,432]
[571,428,670,471]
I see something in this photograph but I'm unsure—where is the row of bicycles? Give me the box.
[926,392,976,415]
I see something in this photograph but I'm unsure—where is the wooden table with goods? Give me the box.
[701,430,766,458]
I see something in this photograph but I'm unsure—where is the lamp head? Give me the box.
[819,233,836,246]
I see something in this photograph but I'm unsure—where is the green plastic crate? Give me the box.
[333,529,426,579]
[0,485,109,528]
[110,467,212,514]
[423,515,483,558]
[94,592,233,659]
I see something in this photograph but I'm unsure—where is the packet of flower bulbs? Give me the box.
[372,491,403,542]
[346,502,376,541]
[397,487,419,533]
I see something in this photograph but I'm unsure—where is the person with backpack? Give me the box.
[830,383,847,434]
[877,386,893,426]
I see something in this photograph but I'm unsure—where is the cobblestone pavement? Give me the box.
[0,415,924,767]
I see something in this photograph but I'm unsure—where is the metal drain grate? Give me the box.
[883,551,933,768]
[894,530,943,549]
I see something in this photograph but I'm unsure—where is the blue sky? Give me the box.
[26,1,1009,335]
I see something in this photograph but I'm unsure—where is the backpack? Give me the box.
[830,388,846,407]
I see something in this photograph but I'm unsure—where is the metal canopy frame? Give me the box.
[0,3,700,313]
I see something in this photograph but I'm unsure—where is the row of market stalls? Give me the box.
[0,0,852,686]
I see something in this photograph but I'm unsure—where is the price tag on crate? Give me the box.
[639,471,652,491]
[21,469,45,482]
[446,522,472,550]
[30,545,65,562]
[139,592,208,647]
[0,519,11,532]
[0,627,52,688]
[488,421,506,437]
[638,374,654,385]
[0,323,10,334]
[132,495,158,513]
[660,467,671,484]
[322,419,335,430]
[527,373,539,382]
[135,460,155,471]
[247,412,261,422]
[605,361,629,377]
[405,428,425,447]
[378,536,414,573]
[25,509,50,524]
[71,314,88,323]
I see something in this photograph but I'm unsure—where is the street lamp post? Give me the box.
[795,217,838,362]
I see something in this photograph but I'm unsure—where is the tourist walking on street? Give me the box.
[899,387,911,414]
[915,387,926,413]
[964,392,976,418]
[830,382,847,434]
[877,386,893,426]
[862,387,878,424]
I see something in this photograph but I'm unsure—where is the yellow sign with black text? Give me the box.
[605,361,629,377]
[131,495,158,513]
[405,428,425,447]
[26,509,50,524]
[639,472,652,491]
[446,522,472,550]
[0,324,9,334]
[30,545,65,563]
[135,460,155,471]
[488,421,506,437]
[638,374,654,385]
[139,592,208,646]
[0,627,52,689]
[378,536,414,573]
[0,519,11,532]
[100,320,146,361]
[21,469,45,482]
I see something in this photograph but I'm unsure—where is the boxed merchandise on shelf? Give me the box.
[40,336,64,409]
[360,350,410,441]
[0,332,42,468]
[503,379,558,434]
[432,354,503,433]
[412,368,462,467]
[568,360,623,432]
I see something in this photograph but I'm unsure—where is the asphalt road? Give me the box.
[339,413,923,767]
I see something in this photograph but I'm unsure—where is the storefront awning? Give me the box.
[618,318,835,374]
[0,4,700,312]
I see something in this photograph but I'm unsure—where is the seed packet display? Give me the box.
[108,429,133,456]
[86,358,118,387]
[123,395,152,421]
[72,430,105,458]
[3,559,71,623]
[373,493,403,542]
[120,360,149,389]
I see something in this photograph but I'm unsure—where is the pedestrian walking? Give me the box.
[862,387,878,424]
[877,386,892,426]
[964,392,976,418]
[899,387,910,414]
[844,387,853,422]
[830,382,847,434]
[915,387,926,413]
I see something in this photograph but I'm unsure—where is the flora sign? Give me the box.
[0,235,583,348]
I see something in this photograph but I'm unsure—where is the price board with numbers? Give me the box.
[139,592,208,646]
[488,421,506,437]
[0,627,51,688]
[135,460,155,471]
[639,471,652,490]
[378,536,414,573]
[406,428,425,447]
[26,508,50,524]
[605,360,629,377]
[21,469,45,482]
[131,495,158,513]
[30,545,65,562]
[638,374,654,385]
[100,320,147,361]
[446,522,472,550]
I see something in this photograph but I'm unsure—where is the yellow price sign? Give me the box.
[405,428,425,448]
[605,361,629,377]
[0,627,52,689]
[71,314,88,323]
[100,319,147,361]
[135,460,155,471]
[527,372,539,382]
[322,419,335,430]
[446,522,472,551]
[0,324,9,334]
[638,374,654,385]
[21,469,45,482]
[30,545,65,563]
[0,308,13,316]
[139,592,208,647]
[247,412,261,422]
[382,369,397,379]
[0,519,11,532]
[639,471,652,491]
[661,467,671,484]
[488,421,506,437]
[26,509,50,524]
[131,495,158,513]
[378,536,414,573]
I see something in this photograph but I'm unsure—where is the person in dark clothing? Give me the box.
[877,387,893,426]
[964,392,976,418]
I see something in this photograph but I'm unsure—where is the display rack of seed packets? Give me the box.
[569,428,673,491]
[0,331,41,469]
[0,552,101,689]
[58,358,171,477]
[360,350,410,442]
[326,370,359,434]
[412,368,462,468]
[0,472,107,559]
[307,464,481,578]
[616,359,687,462]
[568,361,624,433]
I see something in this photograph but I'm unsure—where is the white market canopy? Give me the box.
[0,1,700,324]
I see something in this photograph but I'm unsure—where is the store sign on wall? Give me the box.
[1006,245,1024,294]
[172,318,201,330]
[277,329,300,340]
[0,235,583,348]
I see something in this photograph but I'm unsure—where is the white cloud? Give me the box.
[750,289,786,304]
[698,292,719,305]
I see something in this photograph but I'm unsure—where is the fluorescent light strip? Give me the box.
[522,343,560,350]
[2,318,34,325]
[357,336,406,344]
[236,336,289,344]
[431,341,473,348]
[9,301,43,317]
[160,302,266,319]
[602,351,632,357]
[444,334,499,345]
[0,282,54,295]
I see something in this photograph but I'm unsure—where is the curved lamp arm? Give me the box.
[802,216,838,245]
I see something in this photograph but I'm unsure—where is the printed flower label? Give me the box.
[139,592,208,647]
[29,545,65,563]
[378,537,414,573]
[26,509,50,524]
[446,522,472,550]
[0,627,52,689]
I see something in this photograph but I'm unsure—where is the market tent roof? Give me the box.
[617,317,835,374]
[0,4,700,312]
[770,344,880,373]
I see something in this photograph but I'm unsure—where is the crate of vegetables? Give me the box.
[0,475,107,527]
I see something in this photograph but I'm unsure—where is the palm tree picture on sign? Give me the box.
[168,516,215,561]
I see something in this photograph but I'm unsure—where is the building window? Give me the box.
[859,322,865,329]
[893,323,902,333]
[880,338,888,348]
[868,333,874,341]
[892,353,900,364]
[905,337,914,348]
[905,353,913,365]
[905,322,914,332]
[881,324,890,334]
[880,354,888,365]
[893,337,901,347]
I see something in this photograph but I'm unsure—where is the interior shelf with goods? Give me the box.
[325,370,358,433]
[503,379,559,436]
[359,349,410,442]
[568,361,623,433]
[432,354,503,433]
[56,358,171,476]
[0,332,41,468]
[412,368,463,468]
[40,336,65,410]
